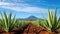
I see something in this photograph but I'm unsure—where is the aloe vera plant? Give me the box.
[14,20,29,28]
[0,11,17,32]
[32,19,40,26]
[40,8,60,32]
[20,20,29,27]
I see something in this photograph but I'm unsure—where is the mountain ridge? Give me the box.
[17,16,40,20]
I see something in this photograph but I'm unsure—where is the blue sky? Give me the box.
[0,0,60,19]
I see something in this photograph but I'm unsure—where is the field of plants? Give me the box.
[0,9,60,34]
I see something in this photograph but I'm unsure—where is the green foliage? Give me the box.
[32,19,40,26]
[20,20,30,27]
[0,11,17,32]
[14,20,29,27]
[40,8,60,32]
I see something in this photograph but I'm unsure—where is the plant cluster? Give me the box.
[39,8,60,33]
[0,11,29,32]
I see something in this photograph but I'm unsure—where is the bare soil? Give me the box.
[0,23,57,34]
[22,23,50,34]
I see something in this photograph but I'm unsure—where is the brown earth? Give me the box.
[1,32,15,34]
[22,23,50,34]
[0,23,57,34]
[39,31,49,34]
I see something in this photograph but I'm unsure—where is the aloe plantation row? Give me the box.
[39,9,60,34]
[0,11,29,34]
[0,8,60,34]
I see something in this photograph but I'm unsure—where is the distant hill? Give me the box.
[18,16,40,20]
[26,16,38,20]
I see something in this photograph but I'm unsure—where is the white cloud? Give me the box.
[0,2,15,6]
[0,2,48,13]
[0,0,24,2]
[20,7,48,13]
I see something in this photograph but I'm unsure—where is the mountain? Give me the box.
[26,16,38,20]
[18,16,39,20]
